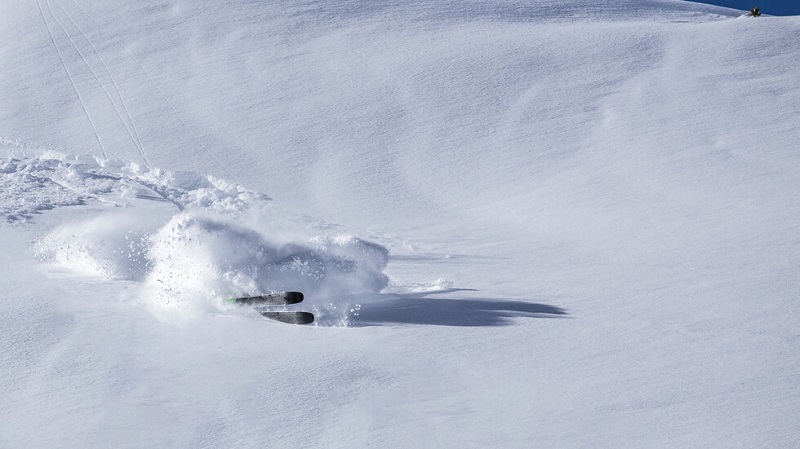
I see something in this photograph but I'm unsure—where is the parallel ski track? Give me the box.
[45,0,152,169]
[51,0,151,169]
[35,0,107,159]
[61,0,240,183]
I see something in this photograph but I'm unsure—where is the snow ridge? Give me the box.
[1,154,264,222]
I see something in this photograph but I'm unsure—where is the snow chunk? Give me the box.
[1,155,269,222]
[0,158,87,222]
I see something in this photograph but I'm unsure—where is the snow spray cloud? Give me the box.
[140,213,390,324]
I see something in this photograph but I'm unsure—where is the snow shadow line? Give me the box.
[350,291,567,327]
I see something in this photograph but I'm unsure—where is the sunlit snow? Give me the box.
[2,0,799,447]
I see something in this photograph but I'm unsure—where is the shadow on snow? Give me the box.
[349,290,567,327]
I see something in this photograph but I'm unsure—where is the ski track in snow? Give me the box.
[34,0,108,158]
[2,154,443,326]
[47,0,151,168]
[57,0,241,182]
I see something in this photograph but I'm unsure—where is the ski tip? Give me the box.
[230,291,304,305]
[260,311,315,325]
[285,291,304,302]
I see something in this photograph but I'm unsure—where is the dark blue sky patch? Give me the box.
[687,0,800,16]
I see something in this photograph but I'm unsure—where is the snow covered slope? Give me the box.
[2,0,799,447]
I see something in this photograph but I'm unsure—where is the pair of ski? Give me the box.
[229,291,314,325]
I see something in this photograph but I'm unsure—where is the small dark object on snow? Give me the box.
[230,291,304,305]
[261,311,315,325]
[749,6,761,17]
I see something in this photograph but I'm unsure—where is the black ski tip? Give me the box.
[231,291,304,305]
[260,311,315,325]
[284,291,304,303]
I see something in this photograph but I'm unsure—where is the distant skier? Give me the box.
[748,6,761,17]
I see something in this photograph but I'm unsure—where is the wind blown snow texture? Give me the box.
[2,0,800,448]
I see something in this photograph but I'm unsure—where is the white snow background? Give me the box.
[1,0,799,447]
